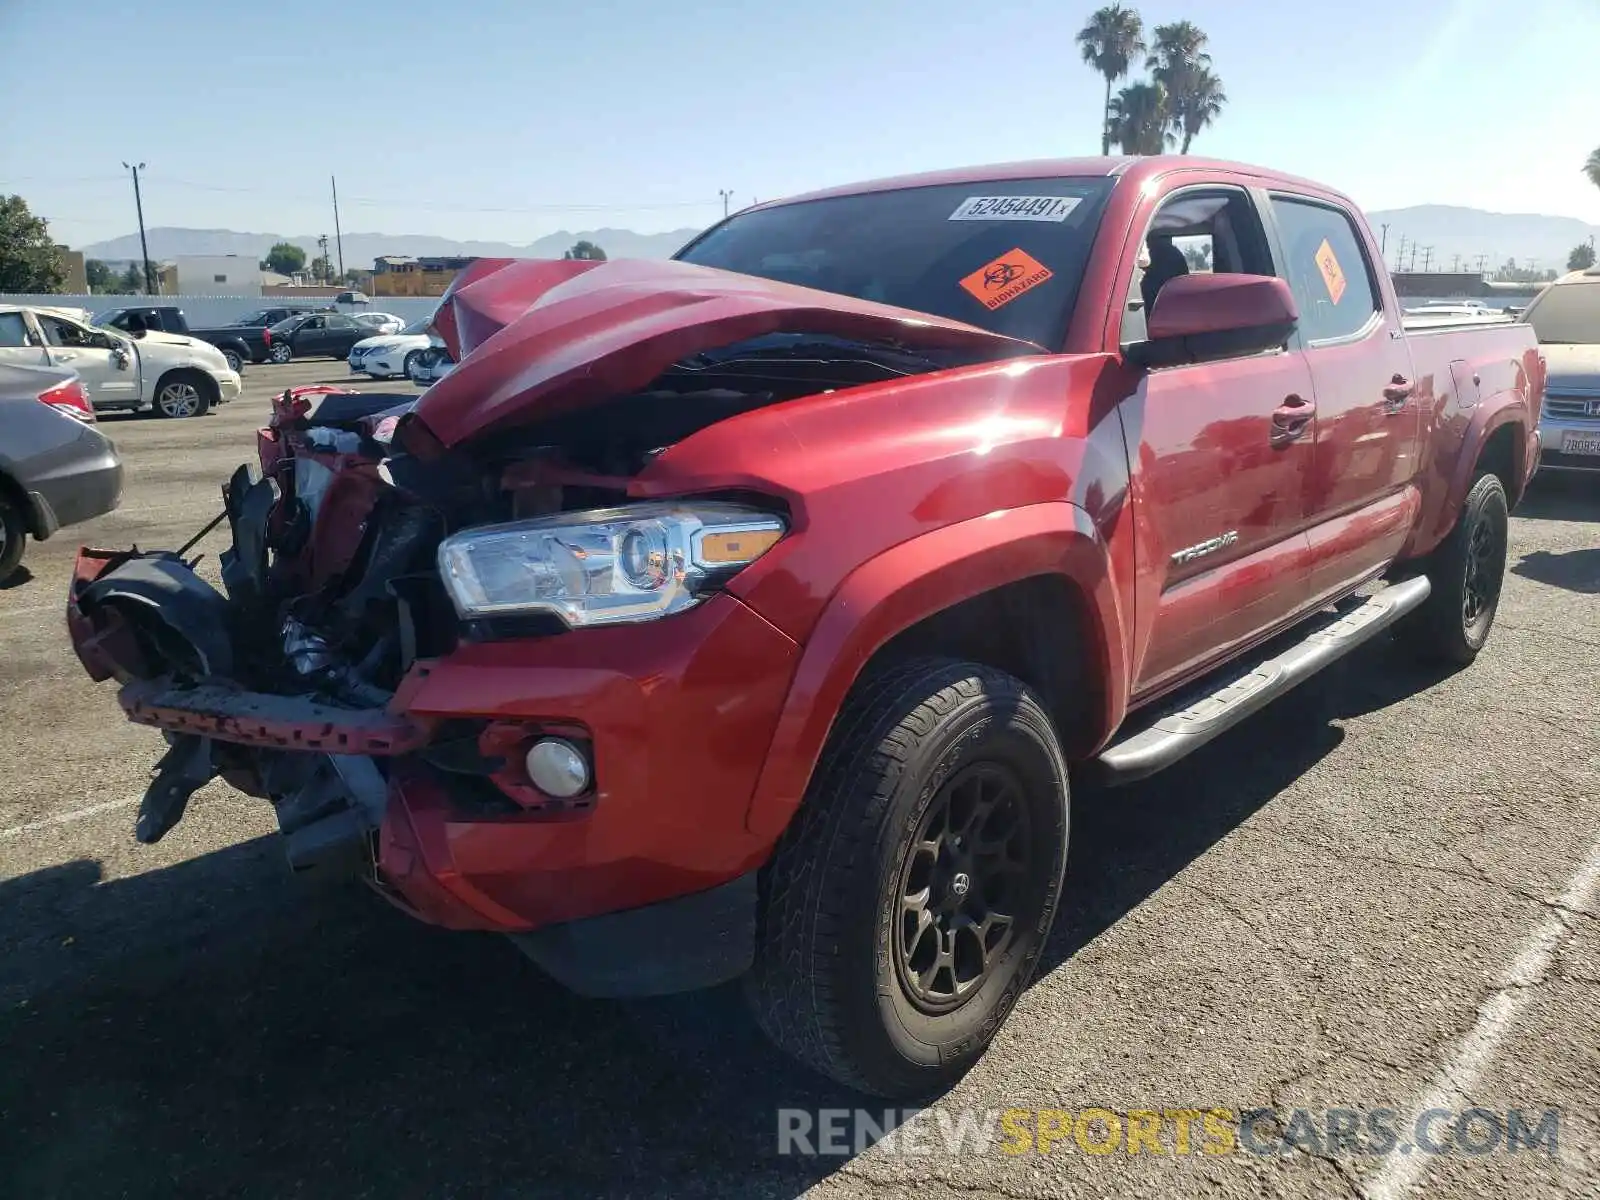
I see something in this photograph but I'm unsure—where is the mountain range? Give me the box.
[77,206,1600,275]
[78,226,704,267]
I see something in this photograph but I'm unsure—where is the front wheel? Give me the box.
[1403,471,1510,665]
[267,343,293,365]
[746,658,1069,1098]
[401,350,420,381]
[154,375,212,419]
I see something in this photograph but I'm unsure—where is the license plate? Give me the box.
[1560,429,1600,456]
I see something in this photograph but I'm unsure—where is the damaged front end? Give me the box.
[66,256,1042,934]
[69,388,456,868]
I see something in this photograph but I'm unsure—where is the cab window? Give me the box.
[37,315,97,348]
[1121,187,1276,347]
[1268,197,1380,344]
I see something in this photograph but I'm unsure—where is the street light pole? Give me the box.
[122,161,154,295]
[719,189,733,218]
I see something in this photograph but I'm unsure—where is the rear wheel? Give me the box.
[0,490,26,583]
[268,343,293,365]
[746,658,1069,1097]
[221,348,243,372]
[1404,471,1509,664]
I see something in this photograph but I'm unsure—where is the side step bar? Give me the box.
[1092,576,1432,786]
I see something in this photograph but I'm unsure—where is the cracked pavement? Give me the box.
[0,361,1596,1199]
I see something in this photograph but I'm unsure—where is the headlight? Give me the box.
[437,501,785,627]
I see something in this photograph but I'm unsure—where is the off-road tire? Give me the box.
[0,490,26,584]
[1405,471,1509,665]
[746,658,1069,1098]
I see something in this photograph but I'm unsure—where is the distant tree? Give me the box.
[1076,5,1146,155]
[118,263,144,292]
[0,195,66,293]
[85,258,114,292]
[265,241,307,276]
[1147,21,1225,152]
[1108,82,1171,155]
[1586,146,1600,192]
[309,254,333,282]
[1570,242,1597,271]
[563,240,607,261]
[1182,243,1213,271]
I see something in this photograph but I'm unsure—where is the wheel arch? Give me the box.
[152,367,219,411]
[744,501,1127,841]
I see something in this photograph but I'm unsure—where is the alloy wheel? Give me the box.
[895,762,1031,1014]
[158,382,201,418]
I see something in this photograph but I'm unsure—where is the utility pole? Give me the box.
[1408,243,1419,272]
[719,189,733,218]
[1420,246,1434,272]
[1475,254,1489,276]
[1395,234,1408,272]
[122,161,154,295]
[331,176,345,282]
[317,234,330,282]
[1451,253,1461,272]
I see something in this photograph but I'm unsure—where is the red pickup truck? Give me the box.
[66,156,1543,1098]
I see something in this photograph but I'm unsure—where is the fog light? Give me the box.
[524,738,590,798]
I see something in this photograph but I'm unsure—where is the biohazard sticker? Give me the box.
[1314,238,1348,305]
[960,248,1055,311]
[948,195,1081,222]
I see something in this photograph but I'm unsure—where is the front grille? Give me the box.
[1545,395,1600,422]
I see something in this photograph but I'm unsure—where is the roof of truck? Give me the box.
[756,155,1350,212]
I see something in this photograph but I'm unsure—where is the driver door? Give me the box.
[295,315,329,355]
[37,314,140,409]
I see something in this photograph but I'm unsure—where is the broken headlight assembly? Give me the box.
[436,501,785,627]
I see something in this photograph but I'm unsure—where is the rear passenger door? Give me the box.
[1266,196,1423,603]
[0,311,48,369]
[324,314,362,355]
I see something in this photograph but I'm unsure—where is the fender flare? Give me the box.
[744,501,1127,841]
[1431,391,1532,547]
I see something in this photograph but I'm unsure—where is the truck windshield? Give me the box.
[1522,281,1600,344]
[676,177,1115,346]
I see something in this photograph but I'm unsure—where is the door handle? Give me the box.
[1382,375,1414,411]
[1271,395,1315,446]
[53,351,78,361]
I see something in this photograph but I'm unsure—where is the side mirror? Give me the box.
[1127,274,1298,368]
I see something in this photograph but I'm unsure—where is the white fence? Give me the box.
[0,293,443,328]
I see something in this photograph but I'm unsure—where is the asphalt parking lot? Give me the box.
[0,359,1596,1199]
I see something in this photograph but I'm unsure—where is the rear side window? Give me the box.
[1269,197,1380,344]
[0,312,30,347]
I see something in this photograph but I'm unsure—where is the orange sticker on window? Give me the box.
[1314,238,1347,305]
[959,248,1054,311]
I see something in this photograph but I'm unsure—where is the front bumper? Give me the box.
[1536,414,1600,472]
[216,369,243,402]
[67,548,799,943]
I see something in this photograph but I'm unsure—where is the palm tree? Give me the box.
[1586,147,1600,191]
[1108,82,1171,156]
[1147,21,1223,152]
[1076,5,1146,155]
[1174,66,1227,152]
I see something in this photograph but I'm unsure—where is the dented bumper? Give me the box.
[66,545,798,942]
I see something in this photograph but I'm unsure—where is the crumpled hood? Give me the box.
[412,257,1042,447]
[1542,342,1600,391]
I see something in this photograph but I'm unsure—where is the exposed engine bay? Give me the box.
[67,329,995,870]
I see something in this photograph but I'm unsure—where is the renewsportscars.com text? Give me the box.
[776,1106,1560,1159]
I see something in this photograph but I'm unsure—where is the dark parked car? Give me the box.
[94,304,329,371]
[264,311,373,363]
[0,362,123,583]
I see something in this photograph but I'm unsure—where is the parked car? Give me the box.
[263,311,374,363]
[0,305,241,417]
[66,156,1543,1099]
[348,319,433,379]
[1518,265,1600,472]
[353,312,407,336]
[408,340,454,385]
[94,304,327,371]
[0,362,122,583]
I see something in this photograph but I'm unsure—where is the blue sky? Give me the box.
[2,0,1597,249]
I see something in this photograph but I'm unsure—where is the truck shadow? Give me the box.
[0,637,1455,1199]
